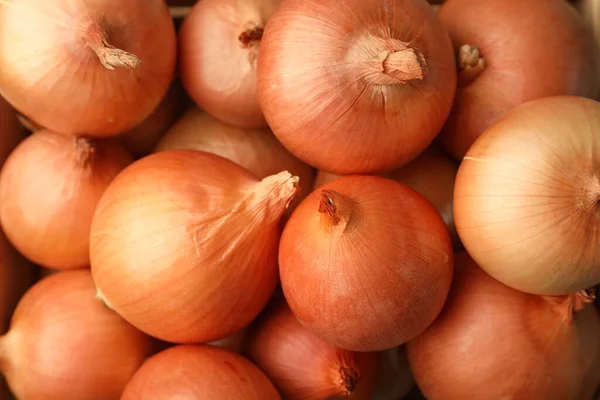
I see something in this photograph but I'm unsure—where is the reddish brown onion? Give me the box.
[0,130,133,269]
[122,345,282,399]
[179,0,280,127]
[0,270,154,400]
[0,0,177,136]
[279,175,454,351]
[91,150,299,343]
[245,302,379,399]
[407,252,600,400]
[258,0,456,174]
[437,0,600,160]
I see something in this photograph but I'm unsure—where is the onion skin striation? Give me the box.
[437,0,600,160]
[258,0,456,174]
[455,96,600,295]
[279,175,454,352]
[90,150,299,344]
[0,0,177,137]
[407,252,600,400]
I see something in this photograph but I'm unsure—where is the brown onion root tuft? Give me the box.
[457,44,485,85]
[340,366,358,395]
[239,25,264,48]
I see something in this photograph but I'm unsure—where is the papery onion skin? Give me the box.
[245,301,379,399]
[407,252,600,400]
[155,107,315,213]
[179,0,280,128]
[0,270,154,400]
[314,146,459,248]
[258,0,456,174]
[280,175,453,351]
[455,96,600,295]
[122,345,282,400]
[90,150,299,343]
[0,130,133,270]
[0,0,176,137]
[437,0,600,160]
[119,80,190,159]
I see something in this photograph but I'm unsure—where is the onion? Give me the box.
[0,130,133,270]
[257,0,456,174]
[0,0,176,137]
[0,97,24,166]
[0,269,154,400]
[314,146,459,248]
[455,96,600,295]
[279,175,453,351]
[155,107,315,214]
[407,252,600,400]
[119,80,190,159]
[245,301,379,399]
[0,230,34,334]
[179,0,280,128]
[90,150,299,343]
[372,347,414,400]
[122,345,281,399]
[437,0,600,160]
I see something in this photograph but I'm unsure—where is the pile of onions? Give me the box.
[0,130,133,270]
[0,270,154,400]
[179,0,280,128]
[119,80,190,159]
[0,0,176,136]
[258,0,456,174]
[0,97,25,166]
[279,175,453,351]
[245,301,379,399]
[407,252,600,400]
[455,96,600,295]
[121,345,281,399]
[155,107,315,213]
[0,230,34,334]
[90,150,299,343]
[314,145,459,248]
[437,0,600,160]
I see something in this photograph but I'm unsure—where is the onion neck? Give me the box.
[543,288,595,324]
[83,22,141,70]
[246,172,300,224]
[318,190,360,233]
[239,25,264,48]
[364,41,428,85]
[338,366,359,396]
[457,44,485,86]
[74,137,95,168]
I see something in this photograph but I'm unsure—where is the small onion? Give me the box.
[0,270,154,400]
[179,0,280,127]
[280,175,454,351]
[407,252,600,400]
[90,150,299,343]
[119,80,190,159]
[0,0,177,136]
[155,107,315,214]
[258,0,456,174]
[314,146,459,248]
[122,345,281,399]
[245,301,380,399]
[0,130,133,270]
[455,96,600,295]
[437,0,600,160]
